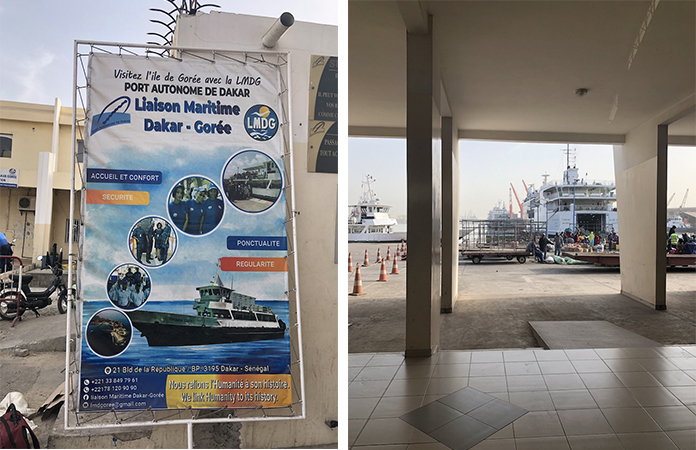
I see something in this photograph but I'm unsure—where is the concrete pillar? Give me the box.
[405,18,442,357]
[613,94,694,310]
[441,117,459,313]
[33,152,54,262]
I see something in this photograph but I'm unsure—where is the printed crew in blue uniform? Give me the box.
[154,222,171,262]
[109,279,132,308]
[168,184,188,232]
[132,225,148,263]
[186,188,207,235]
[146,222,155,263]
[201,186,224,233]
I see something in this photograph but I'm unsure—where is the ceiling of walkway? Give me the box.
[348,1,696,141]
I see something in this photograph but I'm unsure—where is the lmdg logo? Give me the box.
[244,104,278,141]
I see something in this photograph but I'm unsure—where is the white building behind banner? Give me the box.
[166,11,339,449]
[2,9,337,450]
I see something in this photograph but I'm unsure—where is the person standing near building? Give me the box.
[0,231,11,273]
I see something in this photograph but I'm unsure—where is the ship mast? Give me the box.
[562,144,577,184]
[362,174,378,203]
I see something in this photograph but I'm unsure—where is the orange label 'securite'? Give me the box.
[220,257,288,272]
[86,189,149,205]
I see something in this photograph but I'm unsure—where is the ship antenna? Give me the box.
[213,258,223,285]
[561,144,577,183]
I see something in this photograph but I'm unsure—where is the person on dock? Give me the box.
[528,237,544,262]
[539,234,550,260]
[554,233,563,256]
[684,236,696,254]
[668,229,679,252]
[608,230,617,251]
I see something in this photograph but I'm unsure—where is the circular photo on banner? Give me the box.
[86,309,132,358]
[222,150,282,213]
[168,176,224,235]
[106,264,151,310]
[129,216,177,267]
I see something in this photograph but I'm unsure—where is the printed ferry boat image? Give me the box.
[348,175,406,242]
[126,272,286,347]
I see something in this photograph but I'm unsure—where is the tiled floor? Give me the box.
[349,346,696,450]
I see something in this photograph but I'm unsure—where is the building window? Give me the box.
[0,134,11,158]
[77,140,85,163]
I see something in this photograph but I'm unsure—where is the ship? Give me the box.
[348,174,406,242]
[522,147,618,235]
[125,272,286,347]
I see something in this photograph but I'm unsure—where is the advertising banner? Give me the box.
[307,55,337,174]
[80,53,292,412]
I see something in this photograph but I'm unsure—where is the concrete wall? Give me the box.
[441,116,459,313]
[175,11,338,448]
[613,94,695,309]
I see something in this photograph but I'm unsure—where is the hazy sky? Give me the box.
[349,137,696,219]
[0,0,337,107]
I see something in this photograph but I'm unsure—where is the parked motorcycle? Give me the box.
[0,258,68,320]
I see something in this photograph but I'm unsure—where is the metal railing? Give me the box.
[459,219,547,251]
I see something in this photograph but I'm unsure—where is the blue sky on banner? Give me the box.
[0,0,337,107]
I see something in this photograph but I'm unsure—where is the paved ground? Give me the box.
[348,243,696,353]
[0,283,336,448]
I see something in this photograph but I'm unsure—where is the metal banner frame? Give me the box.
[66,41,305,442]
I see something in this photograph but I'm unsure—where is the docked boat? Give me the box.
[126,271,286,347]
[348,175,406,242]
[523,149,618,235]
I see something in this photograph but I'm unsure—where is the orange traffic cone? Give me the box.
[386,246,392,261]
[401,246,407,260]
[391,256,400,275]
[362,249,369,267]
[349,265,365,296]
[376,248,382,263]
[377,260,388,282]
[395,246,401,259]
[400,240,405,253]
[348,252,353,273]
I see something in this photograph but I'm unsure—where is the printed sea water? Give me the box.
[81,300,290,373]
[79,300,291,411]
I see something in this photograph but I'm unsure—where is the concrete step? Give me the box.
[530,320,661,349]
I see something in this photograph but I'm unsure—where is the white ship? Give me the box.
[523,148,618,235]
[348,175,406,242]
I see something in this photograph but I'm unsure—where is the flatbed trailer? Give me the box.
[563,252,696,267]
[460,249,531,264]
[459,219,544,265]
